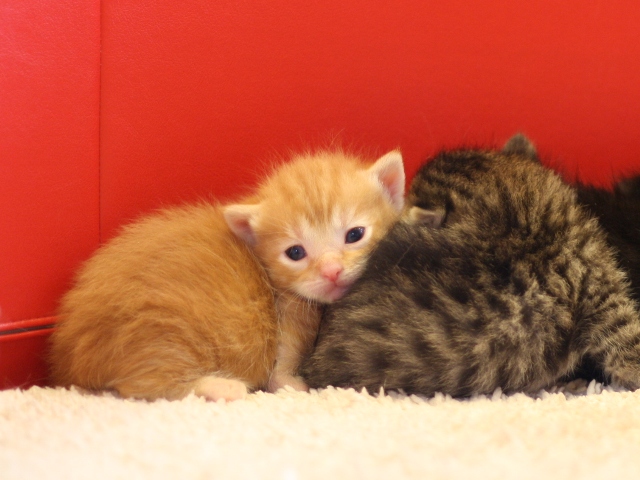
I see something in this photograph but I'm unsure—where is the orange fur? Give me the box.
[50,150,405,401]
[50,204,277,401]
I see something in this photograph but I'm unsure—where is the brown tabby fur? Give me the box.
[302,142,640,396]
[50,150,405,401]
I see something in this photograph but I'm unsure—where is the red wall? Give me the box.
[0,0,100,387]
[2,0,640,388]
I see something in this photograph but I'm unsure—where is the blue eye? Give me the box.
[285,245,307,261]
[345,227,365,244]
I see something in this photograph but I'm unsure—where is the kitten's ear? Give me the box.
[406,206,445,228]
[369,150,406,212]
[502,133,539,162]
[222,204,261,246]
[616,175,640,198]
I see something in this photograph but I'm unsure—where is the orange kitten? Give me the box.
[50,150,405,401]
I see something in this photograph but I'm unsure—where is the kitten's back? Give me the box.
[50,203,278,400]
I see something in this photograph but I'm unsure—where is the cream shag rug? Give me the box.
[1,382,640,479]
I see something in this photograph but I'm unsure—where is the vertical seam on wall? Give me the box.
[98,0,103,244]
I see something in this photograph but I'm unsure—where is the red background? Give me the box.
[2,0,640,388]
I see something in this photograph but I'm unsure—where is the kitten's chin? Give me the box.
[296,277,356,304]
[313,283,351,304]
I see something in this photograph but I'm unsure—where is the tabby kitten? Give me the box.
[50,150,405,401]
[506,134,640,304]
[301,142,640,396]
[510,135,640,383]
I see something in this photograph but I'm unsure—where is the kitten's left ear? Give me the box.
[369,150,406,212]
[502,133,539,162]
[406,206,445,228]
[222,203,261,246]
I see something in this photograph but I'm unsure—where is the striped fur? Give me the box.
[302,146,640,396]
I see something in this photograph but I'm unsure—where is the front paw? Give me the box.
[268,372,309,393]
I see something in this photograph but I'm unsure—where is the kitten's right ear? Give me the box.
[369,150,406,212]
[502,133,539,162]
[223,204,261,246]
[406,206,445,228]
[616,175,640,198]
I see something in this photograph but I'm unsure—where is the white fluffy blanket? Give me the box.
[1,382,639,479]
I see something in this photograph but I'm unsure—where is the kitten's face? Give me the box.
[224,151,405,303]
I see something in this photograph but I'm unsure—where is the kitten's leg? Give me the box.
[268,370,309,392]
[268,294,322,393]
[192,376,248,401]
[268,340,311,392]
[598,304,640,390]
[582,295,640,390]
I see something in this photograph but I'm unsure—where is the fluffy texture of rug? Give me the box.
[1,382,640,479]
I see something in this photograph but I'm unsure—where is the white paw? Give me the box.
[268,373,309,393]
[193,376,248,401]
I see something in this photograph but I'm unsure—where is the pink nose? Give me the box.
[320,263,343,283]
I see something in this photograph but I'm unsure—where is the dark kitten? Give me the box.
[575,176,640,302]
[301,141,640,396]
[505,135,640,383]
[505,134,640,301]
[565,172,640,383]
